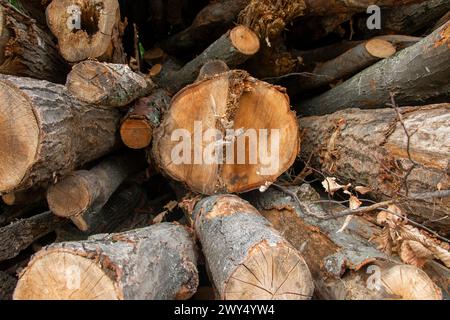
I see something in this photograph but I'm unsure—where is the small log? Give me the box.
[300,22,450,115]
[14,223,199,300]
[191,194,314,300]
[299,104,450,235]
[286,39,396,94]
[54,182,146,242]
[432,11,450,31]
[66,60,156,107]
[120,89,170,149]
[0,75,121,193]
[2,188,44,206]
[249,184,443,300]
[0,211,67,262]
[157,25,260,93]
[46,0,126,63]
[47,154,145,232]
[152,70,299,194]
[196,60,230,81]
[0,271,16,300]
[0,1,68,83]
[161,0,249,54]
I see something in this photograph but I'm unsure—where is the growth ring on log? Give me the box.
[0,81,39,192]
[229,25,260,55]
[152,70,300,194]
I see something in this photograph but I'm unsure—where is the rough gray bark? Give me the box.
[0,75,121,193]
[14,223,199,300]
[66,61,156,107]
[192,194,314,300]
[0,271,16,300]
[0,211,66,262]
[47,153,146,232]
[157,25,260,93]
[55,183,146,242]
[298,104,450,235]
[300,21,450,115]
[248,184,443,300]
[0,1,68,83]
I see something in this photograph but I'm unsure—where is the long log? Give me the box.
[300,22,450,115]
[249,184,443,300]
[46,0,126,63]
[157,25,260,94]
[2,187,44,206]
[120,89,170,149]
[66,60,156,107]
[191,194,314,300]
[14,223,199,300]
[0,211,67,262]
[47,153,145,232]
[0,75,121,193]
[54,182,146,242]
[152,70,300,194]
[0,1,68,83]
[298,104,450,235]
[161,0,249,54]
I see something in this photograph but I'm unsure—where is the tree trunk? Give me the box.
[0,211,67,262]
[152,70,300,195]
[249,184,443,300]
[285,39,396,95]
[0,75,121,193]
[14,223,199,300]
[47,153,146,232]
[120,89,170,149]
[161,0,249,54]
[157,25,260,94]
[54,182,147,242]
[191,194,314,300]
[66,60,156,107]
[298,104,450,235]
[0,271,16,300]
[46,0,126,63]
[0,1,68,83]
[300,22,450,115]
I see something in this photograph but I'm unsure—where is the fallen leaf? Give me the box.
[322,177,350,195]
[355,186,372,194]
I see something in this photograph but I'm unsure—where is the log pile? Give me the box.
[0,0,448,301]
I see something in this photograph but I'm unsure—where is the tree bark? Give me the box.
[300,22,450,115]
[46,0,126,63]
[298,104,450,235]
[152,70,300,194]
[0,211,67,262]
[47,153,146,232]
[0,271,16,300]
[285,39,396,95]
[250,185,442,300]
[161,0,249,54]
[54,182,147,242]
[0,1,68,83]
[157,25,260,94]
[191,194,314,300]
[0,75,121,193]
[14,223,199,300]
[120,89,170,149]
[66,60,156,107]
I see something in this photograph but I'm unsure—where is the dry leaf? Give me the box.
[399,240,433,268]
[152,210,168,224]
[337,195,361,233]
[322,177,350,195]
[377,205,406,228]
[355,186,372,194]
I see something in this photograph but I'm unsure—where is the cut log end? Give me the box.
[120,119,153,149]
[47,174,90,219]
[0,81,39,192]
[365,39,397,58]
[225,241,314,300]
[381,265,442,300]
[230,25,260,56]
[13,250,119,300]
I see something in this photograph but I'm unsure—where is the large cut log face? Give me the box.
[153,71,299,194]
[46,0,120,62]
[0,81,39,192]
[14,250,120,300]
